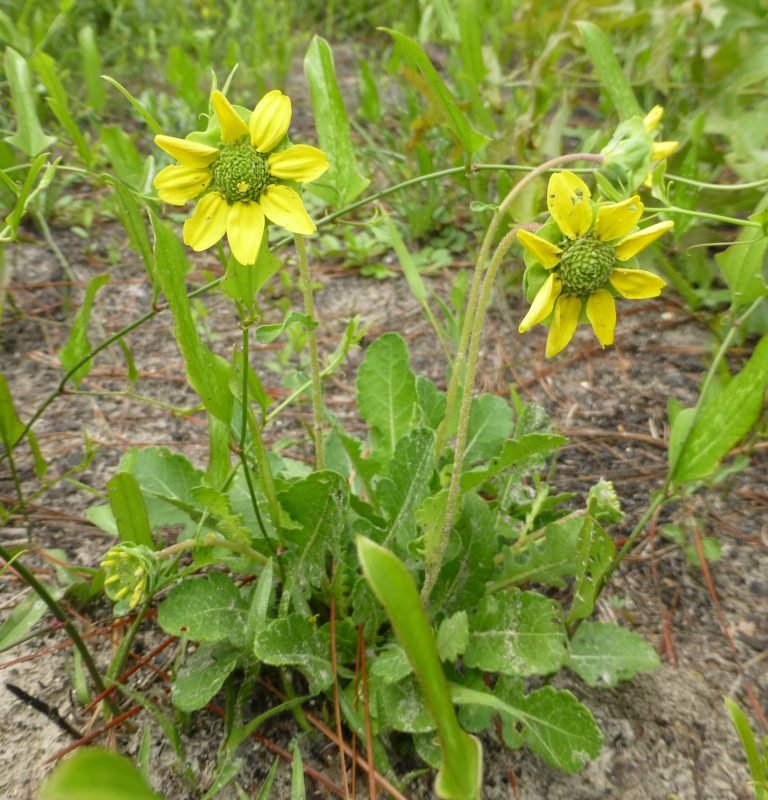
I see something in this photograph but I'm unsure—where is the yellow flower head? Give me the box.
[153,90,329,265]
[517,170,673,357]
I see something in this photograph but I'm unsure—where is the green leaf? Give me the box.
[253,311,317,344]
[106,473,155,549]
[384,211,426,302]
[416,376,447,430]
[100,125,146,188]
[356,333,418,460]
[376,427,435,549]
[101,75,163,136]
[463,394,514,465]
[374,675,435,733]
[437,611,469,662]
[496,516,583,589]
[253,615,333,694]
[0,372,47,475]
[40,748,164,800]
[290,743,305,800]
[107,180,155,293]
[452,683,603,774]
[670,336,768,483]
[78,26,106,112]
[428,492,496,615]
[220,244,281,315]
[58,273,110,388]
[369,645,412,683]
[724,697,768,799]
[567,516,615,624]
[465,588,567,676]
[3,47,57,156]
[303,35,369,207]
[172,642,240,711]
[567,622,660,687]
[460,433,567,490]
[3,152,50,237]
[357,537,482,800]
[575,22,642,121]
[716,227,768,312]
[0,584,64,651]
[279,470,349,591]
[158,572,248,648]
[382,29,491,158]
[151,211,233,423]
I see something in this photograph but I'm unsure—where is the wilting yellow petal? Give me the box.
[212,90,249,143]
[609,268,666,299]
[226,201,266,265]
[516,229,563,269]
[519,274,562,333]
[546,295,582,358]
[614,220,673,261]
[268,144,329,183]
[249,90,291,153]
[586,289,616,348]
[643,105,664,133]
[183,192,229,252]
[153,164,211,205]
[593,195,643,242]
[547,170,593,239]
[651,141,678,160]
[259,185,315,234]
[154,135,218,168]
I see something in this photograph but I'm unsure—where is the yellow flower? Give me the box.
[643,105,678,185]
[153,90,329,265]
[517,170,672,357]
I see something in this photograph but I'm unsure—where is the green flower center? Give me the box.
[211,144,272,204]
[558,237,616,297]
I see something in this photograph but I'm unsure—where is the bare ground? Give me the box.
[1,219,767,800]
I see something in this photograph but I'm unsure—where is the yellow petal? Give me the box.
[268,144,329,183]
[593,195,643,242]
[212,90,249,143]
[154,135,219,168]
[226,201,266,265]
[516,229,563,269]
[153,164,211,205]
[609,268,666,299]
[614,220,673,261]
[651,140,678,160]
[547,170,593,239]
[183,192,229,252]
[519,274,562,333]
[546,295,582,358]
[643,105,664,133]
[586,289,616,348]
[259,185,315,234]
[249,90,291,153]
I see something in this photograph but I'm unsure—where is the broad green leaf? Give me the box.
[428,492,495,615]
[370,645,412,684]
[416,376,447,430]
[567,516,615,624]
[158,572,247,647]
[670,335,768,483]
[107,180,155,293]
[219,243,281,315]
[151,211,233,423]
[376,427,435,549]
[253,311,317,344]
[106,473,154,549]
[452,683,603,774]
[303,35,369,206]
[382,29,491,158]
[463,393,514,465]
[4,47,56,156]
[0,372,47,475]
[191,485,252,546]
[567,622,660,687]
[496,516,584,589]
[78,25,106,111]
[58,273,110,388]
[101,125,146,188]
[120,446,205,528]
[374,675,435,733]
[384,211,426,302]
[437,611,469,662]
[0,584,64,651]
[278,470,349,590]
[356,333,418,460]
[253,615,333,694]
[461,433,568,490]
[465,588,567,676]
[575,22,642,121]
[357,537,482,800]
[716,229,768,312]
[40,748,163,800]
[172,642,239,711]
[3,152,49,237]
